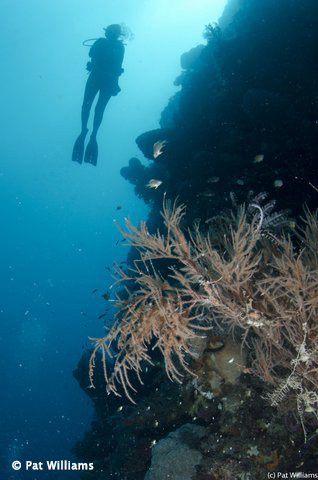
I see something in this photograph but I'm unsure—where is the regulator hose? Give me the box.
[82,38,98,47]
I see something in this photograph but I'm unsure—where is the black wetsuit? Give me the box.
[81,37,125,138]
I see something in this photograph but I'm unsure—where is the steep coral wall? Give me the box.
[122,0,318,230]
[73,1,318,478]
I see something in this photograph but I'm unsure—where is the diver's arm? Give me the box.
[115,44,125,76]
[88,38,104,63]
[87,39,103,72]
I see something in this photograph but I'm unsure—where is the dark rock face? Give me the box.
[121,0,318,221]
[73,0,318,478]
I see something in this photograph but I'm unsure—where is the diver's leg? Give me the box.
[81,75,99,134]
[91,89,112,139]
[84,88,112,166]
[72,76,99,163]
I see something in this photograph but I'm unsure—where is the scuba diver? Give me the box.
[72,24,125,166]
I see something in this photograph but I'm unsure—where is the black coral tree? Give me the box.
[89,198,318,434]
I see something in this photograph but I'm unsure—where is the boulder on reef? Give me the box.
[145,423,207,480]
[120,157,146,184]
[180,44,205,71]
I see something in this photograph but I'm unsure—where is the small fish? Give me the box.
[197,191,215,198]
[116,206,122,210]
[98,313,107,319]
[274,179,283,188]
[153,140,167,159]
[105,266,111,272]
[91,288,98,294]
[208,176,220,183]
[253,154,264,163]
[102,292,110,301]
[116,240,120,245]
[146,179,162,189]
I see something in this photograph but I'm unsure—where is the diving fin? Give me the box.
[84,137,98,166]
[72,131,87,164]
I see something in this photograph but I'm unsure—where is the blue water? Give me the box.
[0,0,226,478]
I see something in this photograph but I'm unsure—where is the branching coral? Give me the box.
[89,198,318,430]
[89,270,201,403]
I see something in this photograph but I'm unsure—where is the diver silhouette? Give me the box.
[72,24,125,166]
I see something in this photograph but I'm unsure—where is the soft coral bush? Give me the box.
[89,199,318,434]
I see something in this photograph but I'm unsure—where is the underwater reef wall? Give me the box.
[73,1,318,478]
[122,0,318,226]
